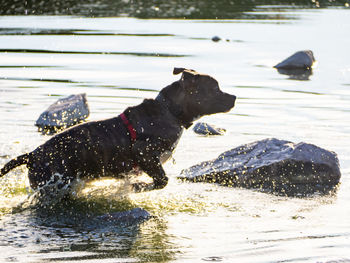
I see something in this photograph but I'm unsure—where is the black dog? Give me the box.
[1,68,236,192]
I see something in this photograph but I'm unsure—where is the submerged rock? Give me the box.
[179,138,341,196]
[274,50,315,69]
[276,68,313,81]
[96,208,151,225]
[35,93,89,133]
[193,122,226,136]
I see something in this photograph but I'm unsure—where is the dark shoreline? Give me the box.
[0,0,349,18]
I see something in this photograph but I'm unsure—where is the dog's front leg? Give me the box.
[132,141,169,192]
[136,157,168,191]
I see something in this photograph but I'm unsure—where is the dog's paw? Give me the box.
[131,182,155,193]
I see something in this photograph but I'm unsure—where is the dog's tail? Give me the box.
[0,153,29,177]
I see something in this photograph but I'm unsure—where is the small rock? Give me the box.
[274,50,315,69]
[179,138,341,196]
[211,36,221,42]
[35,93,89,133]
[202,256,224,262]
[96,208,151,225]
[193,122,226,136]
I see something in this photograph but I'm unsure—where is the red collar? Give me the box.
[120,113,137,142]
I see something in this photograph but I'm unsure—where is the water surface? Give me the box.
[1,6,350,263]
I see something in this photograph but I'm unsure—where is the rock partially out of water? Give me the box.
[211,36,221,42]
[96,208,151,225]
[35,93,89,133]
[193,122,226,136]
[274,50,315,69]
[179,138,341,196]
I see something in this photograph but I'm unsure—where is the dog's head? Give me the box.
[172,67,236,123]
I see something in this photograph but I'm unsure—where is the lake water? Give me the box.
[1,6,350,263]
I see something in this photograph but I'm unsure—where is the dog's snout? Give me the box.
[232,94,236,104]
[229,94,236,109]
[231,94,237,103]
[214,92,236,114]
[223,92,236,107]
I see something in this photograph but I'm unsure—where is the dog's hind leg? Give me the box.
[28,162,76,191]
[27,168,77,207]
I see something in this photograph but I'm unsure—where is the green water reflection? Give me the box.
[1,195,176,262]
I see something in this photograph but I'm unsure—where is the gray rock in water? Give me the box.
[193,122,226,136]
[96,208,151,225]
[35,93,89,133]
[212,36,221,42]
[274,50,315,69]
[179,138,341,196]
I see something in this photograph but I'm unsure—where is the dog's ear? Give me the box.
[177,70,200,88]
[173,68,186,75]
[173,67,197,75]
[182,70,198,82]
